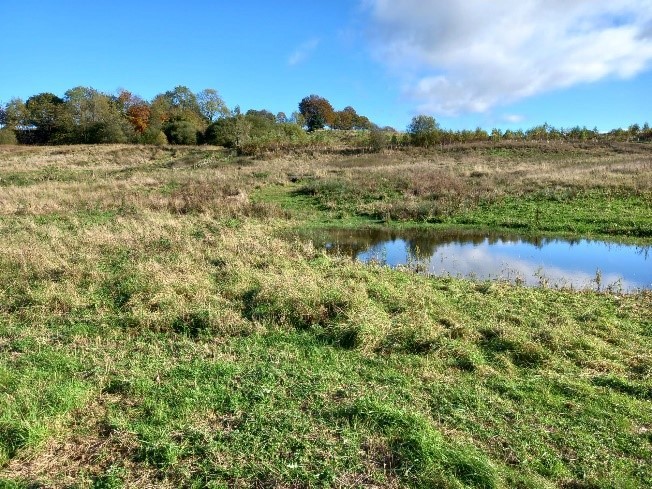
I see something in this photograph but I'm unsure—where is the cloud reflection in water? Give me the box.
[322,231,652,292]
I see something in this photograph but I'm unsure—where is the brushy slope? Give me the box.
[0,144,651,488]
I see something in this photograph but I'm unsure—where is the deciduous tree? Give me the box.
[25,93,65,143]
[0,128,17,145]
[154,86,206,133]
[407,115,438,147]
[126,104,150,134]
[204,115,251,150]
[298,94,335,131]
[197,88,228,123]
[60,86,133,143]
[332,106,357,130]
[117,90,150,134]
[2,98,27,129]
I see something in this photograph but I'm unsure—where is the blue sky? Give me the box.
[1,0,651,132]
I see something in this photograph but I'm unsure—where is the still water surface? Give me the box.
[308,228,652,292]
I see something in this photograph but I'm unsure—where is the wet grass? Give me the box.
[0,143,651,487]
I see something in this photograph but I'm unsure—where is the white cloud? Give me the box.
[363,0,652,115]
[287,38,320,66]
[502,114,525,124]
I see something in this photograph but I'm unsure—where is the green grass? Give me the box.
[253,167,652,241]
[1,143,651,486]
[454,190,652,238]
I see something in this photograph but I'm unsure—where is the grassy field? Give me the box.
[0,143,651,488]
[254,142,652,239]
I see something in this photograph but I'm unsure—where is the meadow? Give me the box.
[0,142,651,488]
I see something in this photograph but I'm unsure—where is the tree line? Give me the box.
[405,115,652,147]
[0,86,650,151]
[0,87,379,152]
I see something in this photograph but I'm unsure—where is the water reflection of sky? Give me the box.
[355,237,651,292]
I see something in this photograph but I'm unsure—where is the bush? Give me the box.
[96,120,128,144]
[368,128,387,152]
[164,120,198,145]
[204,118,235,147]
[0,128,18,145]
[140,128,168,146]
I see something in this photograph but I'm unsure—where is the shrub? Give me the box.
[164,120,198,145]
[368,128,387,152]
[141,128,168,145]
[96,120,128,144]
[0,128,18,145]
[204,118,236,147]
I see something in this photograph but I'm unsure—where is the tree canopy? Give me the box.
[2,84,651,148]
[407,115,439,147]
[298,95,335,131]
[197,89,229,123]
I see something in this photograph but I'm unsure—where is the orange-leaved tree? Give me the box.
[298,94,335,131]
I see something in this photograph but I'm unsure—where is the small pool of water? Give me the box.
[307,228,652,292]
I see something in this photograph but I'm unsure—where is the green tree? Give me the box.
[204,117,234,146]
[204,115,251,151]
[164,86,200,113]
[148,94,172,131]
[474,127,489,141]
[628,123,641,141]
[25,92,66,143]
[368,127,387,152]
[246,111,277,137]
[197,88,229,123]
[526,124,550,141]
[2,98,27,129]
[140,128,168,145]
[289,111,305,127]
[353,115,373,130]
[63,86,125,143]
[151,86,205,134]
[407,115,438,147]
[279,122,306,144]
[298,94,335,131]
[246,109,276,122]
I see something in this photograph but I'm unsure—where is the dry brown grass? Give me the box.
[330,143,652,198]
[1,143,650,219]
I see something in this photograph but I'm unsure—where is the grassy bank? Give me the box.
[253,142,652,240]
[0,144,651,487]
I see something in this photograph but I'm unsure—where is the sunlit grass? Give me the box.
[0,143,651,487]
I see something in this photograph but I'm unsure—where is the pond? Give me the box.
[306,228,652,292]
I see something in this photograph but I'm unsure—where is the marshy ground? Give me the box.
[0,142,651,487]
